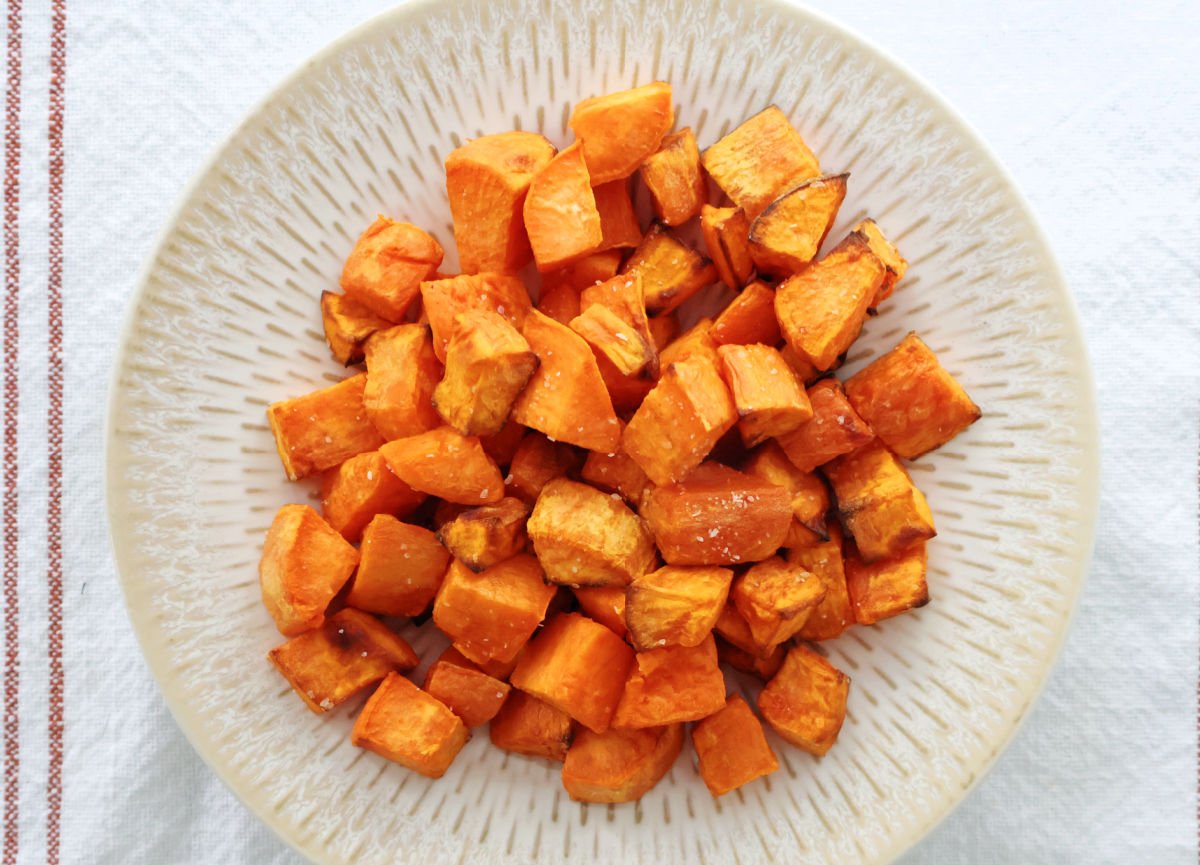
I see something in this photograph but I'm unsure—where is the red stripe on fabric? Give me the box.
[45,1,66,862]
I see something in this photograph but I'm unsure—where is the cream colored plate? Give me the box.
[106,1,1099,863]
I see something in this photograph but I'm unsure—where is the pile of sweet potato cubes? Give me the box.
[261,81,981,802]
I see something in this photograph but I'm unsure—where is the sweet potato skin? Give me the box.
[776,378,874,472]
[320,291,393,366]
[625,565,732,651]
[320,450,427,543]
[351,672,469,779]
[380,426,504,505]
[362,324,443,441]
[611,635,727,728]
[345,514,450,617]
[523,142,603,271]
[758,644,850,757]
[340,216,444,320]
[748,173,848,276]
[561,723,683,803]
[267,374,385,481]
[489,690,574,761]
[639,128,707,226]
[569,82,674,185]
[691,694,779,797]
[844,540,929,625]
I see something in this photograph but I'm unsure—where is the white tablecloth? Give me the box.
[5,1,1195,862]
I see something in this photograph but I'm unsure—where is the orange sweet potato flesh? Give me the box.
[641,463,792,566]
[433,555,556,665]
[625,565,732,651]
[445,131,557,274]
[362,324,443,441]
[419,272,532,362]
[621,223,717,315]
[748,173,848,276]
[717,343,813,447]
[854,218,908,305]
[511,612,635,733]
[701,106,821,220]
[730,555,826,649]
[268,608,419,714]
[437,643,520,682]
[561,723,683,803]
[612,635,726,728]
[700,205,754,290]
[790,524,854,640]
[742,440,830,545]
[758,644,850,757]
[351,672,468,779]
[535,284,581,326]
[506,432,583,503]
[480,418,527,466]
[490,690,574,761]
[573,586,628,637]
[436,496,529,572]
[259,504,359,637]
[691,694,779,797]
[776,378,874,472]
[715,635,785,680]
[713,602,775,659]
[569,82,674,185]
[539,249,623,295]
[581,445,651,508]
[657,317,719,370]
[320,291,394,366]
[380,426,504,505]
[593,179,642,250]
[570,304,655,377]
[423,659,511,727]
[844,332,981,459]
[580,273,658,377]
[523,142,603,271]
[268,374,385,481]
[511,310,621,452]
[345,514,450,617]
[639,128,707,226]
[845,539,929,625]
[710,280,780,347]
[320,450,426,542]
[340,216,444,320]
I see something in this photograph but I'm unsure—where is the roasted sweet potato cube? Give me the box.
[267,374,385,481]
[639,128,707,226]
[790,525,854,640]
[320,291,393,366]
[490,690,574,761]
[340,216,444,321]
[625,565,732,650]
[445,130,557,274]
[540,249,623,295]
[562,723,683,803]
[533,284,581,325]
[524,142,603,271]
[700,205,754,290]
[692,694,779,797]
[506,432,583,503]
[432,555,556,665]
[569,81,674,185]
[748,173,848,276]
[581,446,652,507]
[419,272,532,362]
[731,556,826,649]
[573,586,627,637]
[710,280,781,347]
[713,603,773,658]
[527,478,656,587]
[758,644,850,757]
[702,107,821,218]
[570,304,655,377]
[776,232,886,370]
[345,514,450,617]
[268,608,418,714]
[433,310,539,436]
[640,463,792,565]
[647,314,680,351]
[581,273,658,375]
[362,324,443,441]
[259,504,359,637]
[824,440,936,562]
[854,218,908,305]
[438,643,520,681]
[776,378,874,472]
[622,354,736,486]
[351,672,468,778]
[743,441,830,546]
[657,319,718,372]
[621,223,716,315]
[844,332,981,458]
[423,658,511,727]
[479,419,526,466]
[593,179,642,250]
[436,496,528,572]
[717,343,813,446]
[716,636,786,680]
[845,540,929,625]
[380,426,503,505]
[320,450,426,542]
[780,343,826,385]
[511,310,621,452]
[612,635,726,728]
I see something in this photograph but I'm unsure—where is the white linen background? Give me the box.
[8,0,1193,863]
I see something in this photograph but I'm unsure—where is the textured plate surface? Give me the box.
[106,1,1099,863]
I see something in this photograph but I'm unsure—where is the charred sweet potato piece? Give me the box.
[844,332,981,458]
[351,672,468,778]
[524,143,603,271]
[561,723,683,803]
[593,179,642,250]
[570,304,655,377]
[742,441,830,546]
[436,496,529,572]
[445,131,557,274]
[433,310,539,436]
[320,291,393,366]
[612,635,726,728]
[647,314,680,351]
[580,273,658,376]
[854,218,908,305]
[511,310,621,452]
[581,445,652,508]
[824,440,936,562]
[419,272,532,362]
[423,657,511,727]
[539,249,623,295]
[717,343,813,446]
[790,525,854,640]
[621,223,716,315]
[527,478,656,587]
[345,514,450,617]
[511,612,635,733]
[639,128,706,226]
[268,608,418,714]
[267,374,385,481]
[569,82,674,185]
[490,690,574,761]
[640,463,792,565]
[506,432,583,503]
[479,419,526,466]
[758,644,850,757]
[710,280,781,347]
[657,317,719,370]
[361,324,443,441]
[776,232,886,370]
[716,635,786,680]
[701,106,821,219]
[691,694,779,796]
[748,173,848,276]
[622,354,737,486]
[259,504,359,637]
[700,205,754,290]
[380,426,504,505]
[625,565,732,650]
[845,539,929,625]
[340,216,444,320]
[776,378,874,472]
[730,556,826,649]
[573,586,628,637]
[320,450,426,542]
